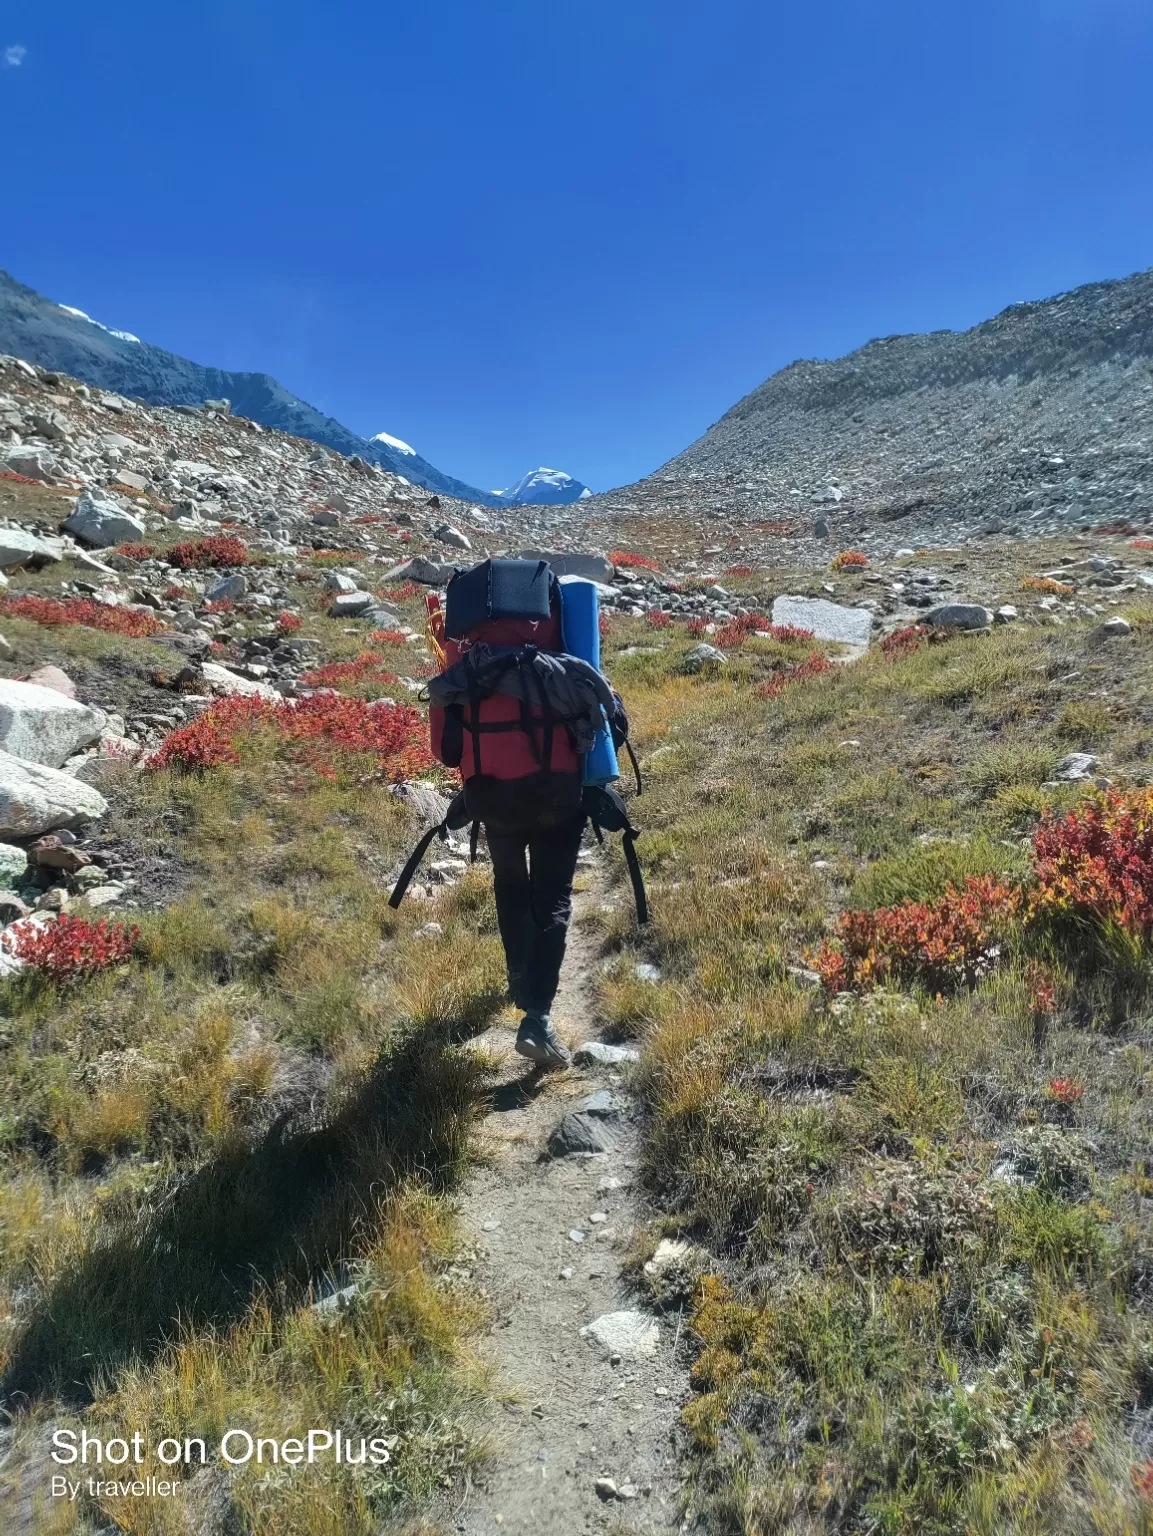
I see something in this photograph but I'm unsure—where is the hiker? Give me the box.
[389,557,646,1068]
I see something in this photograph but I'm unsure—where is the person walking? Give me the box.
[389,557,646,1069]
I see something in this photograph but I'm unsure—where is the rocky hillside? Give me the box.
[0,268,503,505]
[582,266,1153,558]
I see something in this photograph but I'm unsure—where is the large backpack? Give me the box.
[388,558,648,923]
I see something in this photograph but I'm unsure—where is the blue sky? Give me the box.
[2,1,1152,496]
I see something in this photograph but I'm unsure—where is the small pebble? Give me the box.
[558,1266,574,1280]
[588,1211,608,1224]
[594,1477,618,1501]
[482,1219,500,1232]
[569,1229,585,1243]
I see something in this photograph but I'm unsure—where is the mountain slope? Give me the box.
[0,268,503,505]
[585,266,1153,547]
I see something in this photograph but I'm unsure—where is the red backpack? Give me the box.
[428,561,583,829]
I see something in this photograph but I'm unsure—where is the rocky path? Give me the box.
[449,872,688,1535]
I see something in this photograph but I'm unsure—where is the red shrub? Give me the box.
[1029,789,1153,941]
[754,653,834,699]
[882,624,930,658]
[9,914,139,981]
[831,550,869,571]
[715,612,773,649]
[368,629,406,646]
[810,876,1021,995]
[1131,539,1153,552]
[384,582,422,602]
[203,598,234,615]
[609,550,660,572]
[686,617,709,638]
[165,584,188,600]
[646,608,671,629]
[148,693,431,781]
[276,612,303,631]
[724,565,753,577]
[1047,1077,1084,1105]
[116,543,154,561]
[768,624,816,643]
[167,535,249,570]
[0,594,167,639]
[598,612,612,640]
[300,652,397,688]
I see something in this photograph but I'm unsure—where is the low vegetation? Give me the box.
[594,547,1153,1533]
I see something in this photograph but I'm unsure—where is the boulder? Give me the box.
[1100,615,1132,637]
[579,1310,660,1360]
[683,643,726,673]
[771,595,873,646]
[0,525,64,570]
[994,605,1019,624]
[1055,752,1099,783]
[200,662,283,701]
[390,780,450,825]
[205,573,247,603]
[114,469,149,493]
[547,1111,617,1156]
[923,602,993,631]
[382,556,460,586]
[327,591,375,618]
[0,750,109,837]
[62,488,146,548]
[359,603,400,627]
[518,550,615,582]
[0,680,106,768]
[3,446,57,482]
[434,523,472,551]
[23,666,77,699]
[324,573,358,593]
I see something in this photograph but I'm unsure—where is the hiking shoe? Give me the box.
[515,1013,572,1068]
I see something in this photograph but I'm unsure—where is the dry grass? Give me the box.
[593,557,1153,1533]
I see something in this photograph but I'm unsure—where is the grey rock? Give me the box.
[390,780,450,825]
[813,518,830,538]
[383,556,459,586]
[683,642,727,672]
[924,602,993,631]
[3,445,57,482]
[324,572,358,593]
[0,750,109,837]
[200,662,282,700]
[547,1111,617,1156]
[519,550,615,582]
[580,1310,660,1360]
[327,591,375,618]
[205,573,247,603]
[62,488,146,548]
[771,595,873,646]
[573,1041,641,1067]
[1100,615,1132,636]
[582,1089,623,1118]
[0,525,63,570]
[0,681,105,768]
[359,603,400,627]
[994,605,1019,623]
[1055,752,1099,782]
[434,523,472,551]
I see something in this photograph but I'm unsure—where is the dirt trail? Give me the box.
[450,866,688,1535]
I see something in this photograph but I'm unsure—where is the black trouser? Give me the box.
[485,813,585,1013]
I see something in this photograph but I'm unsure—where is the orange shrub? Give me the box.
[609,550,660,571]
[1022,576,1073,596]
[754,653,833,699]
[811,876,1020,994]
[167,535,248,570]
[881,623,930,658]
[831,551,868,571]
[1029,789,1153,941]
[0,595,167,639]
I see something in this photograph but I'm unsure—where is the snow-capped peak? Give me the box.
[58,303,140,344]
[372,430,416,457]
[498,466,590,506]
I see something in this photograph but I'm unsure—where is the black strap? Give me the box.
[470,821,480,863]
[388,820,446,909]
[621,829,649,925]
[624,739,643,795]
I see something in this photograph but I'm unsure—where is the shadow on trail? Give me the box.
[2,1028,489,1409]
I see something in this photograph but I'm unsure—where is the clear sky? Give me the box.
[2,0,1152,495]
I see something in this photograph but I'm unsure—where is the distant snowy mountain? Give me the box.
[0,267,502,505]
[372,430,416,457]
[497,467,591,506]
